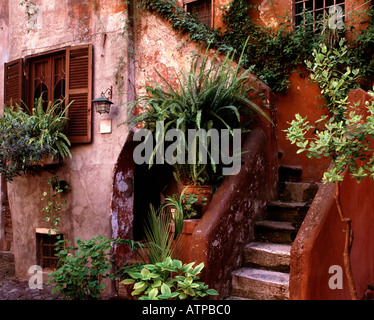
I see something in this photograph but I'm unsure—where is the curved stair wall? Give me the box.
[290,89,374,300]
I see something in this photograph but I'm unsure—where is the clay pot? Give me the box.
[180,184,212,217]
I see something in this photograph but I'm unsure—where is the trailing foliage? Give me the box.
[285,38,374,184]
[121,257,218,300]
[40,175,68,235]
[140,0,374,93]
[139,0,222,47]
[0,97,72,181]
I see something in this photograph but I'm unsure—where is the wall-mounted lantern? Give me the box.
[92,86,113,115]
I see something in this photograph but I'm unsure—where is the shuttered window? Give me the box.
[66,45,93,144]
[4,58,24,109]
[3,44,92,144]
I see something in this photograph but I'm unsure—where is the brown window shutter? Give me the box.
[65,44,93,143]
[4,58,24,108]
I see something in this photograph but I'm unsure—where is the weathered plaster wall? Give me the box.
[0,0,9,250]
[0,0,9,111]
[3,0,130,282]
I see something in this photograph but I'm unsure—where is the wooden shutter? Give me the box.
[65,44,92,143]
[4,58,24,108]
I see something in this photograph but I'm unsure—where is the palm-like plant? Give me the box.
[142,204,181,263]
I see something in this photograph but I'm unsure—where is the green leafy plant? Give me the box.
[0,97,72,181]
[121,257,218,300]
[47,235,143,300]
[122,45,271,186]
[285,32,374,299]
[305,39,360,119]
[40,175,68,235]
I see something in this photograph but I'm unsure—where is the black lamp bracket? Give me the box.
[101,86,113,100]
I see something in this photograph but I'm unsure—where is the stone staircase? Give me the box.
[227,166,320,300]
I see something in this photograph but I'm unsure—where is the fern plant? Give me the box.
[122,45,271,185]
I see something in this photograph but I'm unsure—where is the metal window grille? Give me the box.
[36,233,62,270]
[184,0,213,27]
[294,0,345,26]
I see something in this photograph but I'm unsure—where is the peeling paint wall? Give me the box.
[2,0,130,282]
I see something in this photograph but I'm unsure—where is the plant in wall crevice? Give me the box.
[40,175,68,235]
[285,40,374,300]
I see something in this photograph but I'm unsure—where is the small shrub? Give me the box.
[47,235,142,300]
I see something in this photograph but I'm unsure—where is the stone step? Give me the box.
[231,267,289,300]
[255,220,296,244]
[243,242,291,272]
[267,201,310,224]
[279,181,320,203]
[278,166,302,182]
[225,295,252,300]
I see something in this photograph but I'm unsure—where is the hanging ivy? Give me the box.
[139,0,374,94]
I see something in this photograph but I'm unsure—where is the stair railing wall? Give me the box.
[290,89,374,300]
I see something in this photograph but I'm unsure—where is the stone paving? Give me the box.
[0,251,61,300]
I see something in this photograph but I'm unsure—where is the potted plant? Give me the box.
[122,45,272,214]
[0,97,72,181]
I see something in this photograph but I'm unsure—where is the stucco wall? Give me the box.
[3,0,130,281]
[290,89,374,300]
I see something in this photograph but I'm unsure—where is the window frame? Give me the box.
[183,0,214,28]
[26,49,66,111]
[4,44,93,144]
[293,0,346,27]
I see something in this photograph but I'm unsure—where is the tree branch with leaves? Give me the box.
[285,40,374,300]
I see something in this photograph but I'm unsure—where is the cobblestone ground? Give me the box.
[0,251,61,300]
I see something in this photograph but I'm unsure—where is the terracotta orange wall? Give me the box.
[290,89,374,300]
[247,0,370,182]
[292,172,374,300]
[277,68,331,182]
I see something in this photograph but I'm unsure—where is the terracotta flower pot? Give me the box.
[180,184,213,217]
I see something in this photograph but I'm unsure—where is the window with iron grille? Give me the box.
[36,233,62,270]
[294,0,345,26]
[184,0,213,27]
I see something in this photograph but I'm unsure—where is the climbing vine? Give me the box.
[139,0,374,93]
